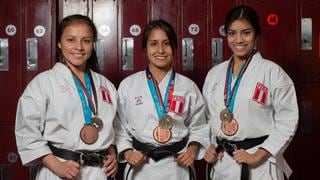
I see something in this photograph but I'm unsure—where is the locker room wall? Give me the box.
[1,0,319,179]
[0,0,55,179]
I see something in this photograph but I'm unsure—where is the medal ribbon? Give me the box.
[70,68,98,125]
[223,50,256,112]
[146,67,175,119]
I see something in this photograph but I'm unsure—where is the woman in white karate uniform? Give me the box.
[114,19,210,180]
[15,14,118,180]
[203,5,299,180]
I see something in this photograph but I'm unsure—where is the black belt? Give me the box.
[207,135,268,180]
[48,143,107,167]
[126,138,196,180]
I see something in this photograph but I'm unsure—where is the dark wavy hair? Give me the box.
[224,5,261,38]
[142,19,178,55]
[57,14,100,72]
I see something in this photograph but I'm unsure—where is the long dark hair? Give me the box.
[57,14,100,73]
[224,5,261,38]
[142,19,178,55]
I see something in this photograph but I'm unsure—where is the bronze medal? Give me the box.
[80,124,99,144]
[91,116,103,131]
[221,119,239,136]
[153,126,172,144]
[220,108,233,123]
[159,114,174,129]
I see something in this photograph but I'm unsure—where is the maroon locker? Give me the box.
[296,85,320,179]
[180,0,208,88]
[243,0,299,80]
[23,0,54,86]
[299,0,320,83]
[93,0,119,85]
[119,0,148,81]
[0,0,23,126]
[0,126,28,180]
[208,0,236,70]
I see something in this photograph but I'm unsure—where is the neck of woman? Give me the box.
[148,65,171,84]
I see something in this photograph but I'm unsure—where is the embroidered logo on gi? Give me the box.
[59,84,70,93]
[169,95,185,114]
[100,86,112,104]
[252,82,268,105]
[135,96,143,105]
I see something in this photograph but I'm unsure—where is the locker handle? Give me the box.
[95,39,104,70]
[122,37,134,70]
[0,39,9,71]
[26,38,38,71]
[182,38,193,70]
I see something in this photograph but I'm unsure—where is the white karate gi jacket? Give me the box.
[203,52,299,180]
[15,62,118,180]
[115,69,210,180]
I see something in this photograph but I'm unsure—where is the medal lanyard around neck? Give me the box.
[146,67,175,119]
[70,68,98,125]
[223,51,256,112]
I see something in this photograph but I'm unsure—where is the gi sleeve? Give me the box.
[259,67,299,157]
[15,75,52,166]
[184,83,210,160]
[114,81,133,162]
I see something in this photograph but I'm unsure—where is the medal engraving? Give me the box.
[221,119,239,136]
[159,114,174,129]
[91,116,103,131]
[80,125,99,144]
[220,108,233,122]
[153,126,172,144]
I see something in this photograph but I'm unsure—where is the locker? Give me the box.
[0,0,23,126]
[119,0,148,81]
[243,0,299,80]
[0,126,28,180]
[299,0,320,83]
[181,0,208,88]
[23,0,54,85]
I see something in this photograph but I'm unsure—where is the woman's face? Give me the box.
[58,22,94,71]
[146,28,173,71]
[227,19,256,60]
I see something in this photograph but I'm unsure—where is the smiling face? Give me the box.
[58,21,94,72]
[146,28,173,72]
[227,19,256,61]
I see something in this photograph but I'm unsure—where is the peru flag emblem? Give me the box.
[252,82,268,105]
[169,95,185,114]
[100,86,112,104]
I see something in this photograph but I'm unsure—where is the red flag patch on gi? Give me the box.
[100,86,112,104]
[252,82,268,105]
[169,95,185,114]
[135,96,143,105]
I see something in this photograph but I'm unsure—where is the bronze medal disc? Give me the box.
[153,126,172,144]
[159,114,174,129]
[91,116,103,131]
[221,119,239,136]
[220,108,233,123]
[80,125,99,144]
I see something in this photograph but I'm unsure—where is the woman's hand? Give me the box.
[124,149,147,167]
[42,154,80,180]
[232,148,270,167]
[103,145,118,177]
[176,142,199,167]
[204,144,223,163]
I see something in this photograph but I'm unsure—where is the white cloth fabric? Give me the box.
[115,69,210,180]
[203,52,299,180]
[15,62,118,180]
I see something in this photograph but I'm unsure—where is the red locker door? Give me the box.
[244,0,298,80]
[299,0,320,83]
[119,0,148,80]
[93,0,119,85]
[209,0,236,69]
[181,0,208,88]
[0,0,23,126]
[149,0,180,72]
[23,0,54,86]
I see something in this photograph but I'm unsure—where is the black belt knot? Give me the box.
[48,143,107,166]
